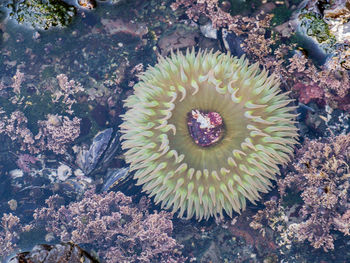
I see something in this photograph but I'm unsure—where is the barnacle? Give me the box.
[120,49,298,220]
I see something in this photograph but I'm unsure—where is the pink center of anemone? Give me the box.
[187,109,224,147]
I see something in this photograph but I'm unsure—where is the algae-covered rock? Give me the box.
[299,11,337,53]
[323,0,350,43]
[296,0,350,69]
[9,243,99,263]
[298,0,350,50]
[8,0,76,30]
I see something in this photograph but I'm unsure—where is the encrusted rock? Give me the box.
[158,25,199,55]
[323,0,350,20]
[9,243,98,263]
[8,0,76,30]
[101,18,148,38]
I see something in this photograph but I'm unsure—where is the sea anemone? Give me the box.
[120,49,298,220]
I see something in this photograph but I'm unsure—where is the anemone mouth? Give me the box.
[186,109,225,147]
[120,49,298,221]
[168,78,249,173]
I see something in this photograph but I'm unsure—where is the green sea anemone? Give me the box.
[120,49,298,220]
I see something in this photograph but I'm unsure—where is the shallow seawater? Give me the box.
[1,0,350,262]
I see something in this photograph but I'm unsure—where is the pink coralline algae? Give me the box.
[171,0,238,30]
[33,189,186,263]
[16,154,39,173]
[36,114,81,155]
[55,74,84,115]
[11,69,25,94]
[0,110,38,153]
[0,110,80,155]
[278,134,350,251]
[0,213,32,260]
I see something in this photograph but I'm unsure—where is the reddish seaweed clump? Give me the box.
[292,82,325,105]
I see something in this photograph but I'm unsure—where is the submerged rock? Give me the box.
[9,242,99,263]
[8,0,76,30]
[101,18,148,38]
[158,24,199,55]
[90,104,109,127]
[219,28,245,57]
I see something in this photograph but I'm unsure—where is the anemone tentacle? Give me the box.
[120,49,298,221]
